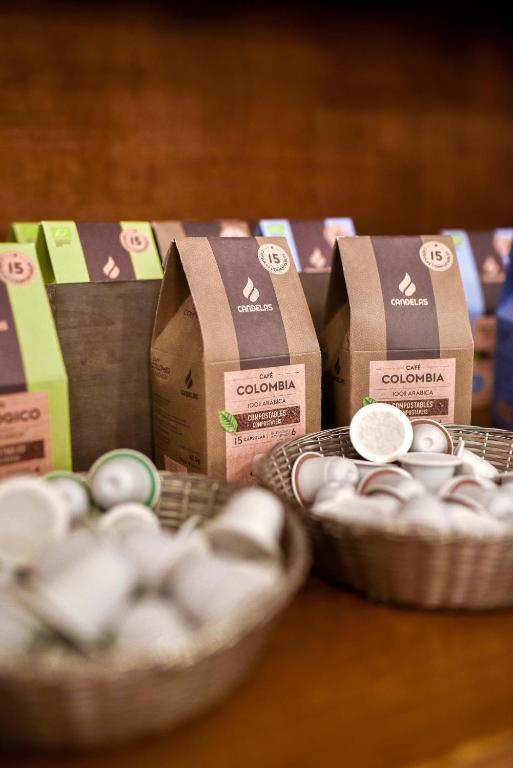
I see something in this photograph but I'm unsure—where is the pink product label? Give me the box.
[164,455,188,473]
[369,358,456,423]
[0,391,52,477]
[224,364,306,483]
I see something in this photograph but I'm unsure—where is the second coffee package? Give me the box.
[322,235,474,426]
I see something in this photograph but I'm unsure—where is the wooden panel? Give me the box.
[47,281,161,469]
[0,7,512,234]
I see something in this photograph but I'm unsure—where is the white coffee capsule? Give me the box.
[29,538,137,645]
[410,419,453,454]
[357,466,411,495]
[44,471,91,524]
[397,453,462,493]
[399,494,451,533]
[0,587,43,657]
[169,552,281,627]
[0,477,70,569]
[120,527,209,588]
[439,475,496,502]
[207,487,284,559]
[88,449,161,510]
[457,448,499,480]
[98,503,160,539]
[349,403,413,463]
[115,598,191,653]
[291,452,359,506]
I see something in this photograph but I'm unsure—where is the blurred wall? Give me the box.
[1,3,512,234]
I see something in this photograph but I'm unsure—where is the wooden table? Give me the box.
[3,574,513,768]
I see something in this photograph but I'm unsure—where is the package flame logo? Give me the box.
[242,277,259,303]
[103,256,120,280]
[185,369,193,389]
[398,272,416,297]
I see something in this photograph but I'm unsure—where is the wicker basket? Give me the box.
[257,426,513,610]
[0,473,310,749]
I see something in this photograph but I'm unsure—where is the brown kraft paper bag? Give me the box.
[321,235,474,426]
[151,236,321,482]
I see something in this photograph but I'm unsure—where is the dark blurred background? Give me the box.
[1,2,512,234]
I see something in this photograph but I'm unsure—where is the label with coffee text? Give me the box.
[369,358,456,423]
[0,391,52,477]
[223,364,306,482]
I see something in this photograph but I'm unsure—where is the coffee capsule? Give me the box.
[208,488,284,560]
[398,494,451,533]
[353,460,390,479]
[410,419,453,454]
[454,442,498,479]
[357,466,411,495]
[44,471,91,524]
[169,552,281,627]
[397,453,462,493]
[29,535,137,645]
[349,403,413,463]
[115,598,191,652]
[438,475,497,501]
[120,528,209,588]
[0,587,43,657]
[97,503,160,539]
[291,452,359,506]
[88,449,161,510]
[0,477,70,569]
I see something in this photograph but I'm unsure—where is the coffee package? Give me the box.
[258,218,356,334]
[152,220,254,264]
[322,236,474,426]
[443,229,513,408]
[442,229,513,348]
[36,222,162,283]
[493,257,513,429]
[0,244,71,477]
[7,223,39,244]
[151,236,321,482]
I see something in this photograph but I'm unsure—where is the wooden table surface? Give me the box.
[3,575,513,768]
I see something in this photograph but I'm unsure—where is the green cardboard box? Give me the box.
[0,243,71,476]
[36,221,163,283]
[7,222,40,244]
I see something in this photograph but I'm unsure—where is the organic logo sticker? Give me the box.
[51,225,72,247]
[242,277,260,303]
[218,410,238,433]
[398,272,416,297]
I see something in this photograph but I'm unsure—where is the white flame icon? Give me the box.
[243,277,259,303]
[398,272,416,297]
[103,256,120,280]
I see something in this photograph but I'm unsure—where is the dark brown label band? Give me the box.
[468,231,505,313]
[371,236,440,360]
[76,222,135,282]
[0,282,25,394]
[182,221,223,237]
[291,220,332,269]
[208,237,290,370]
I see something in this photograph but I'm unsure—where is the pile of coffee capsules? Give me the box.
[0,450,285,658]
[291,403,513,535]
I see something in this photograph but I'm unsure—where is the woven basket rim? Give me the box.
[0,473,310,682]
